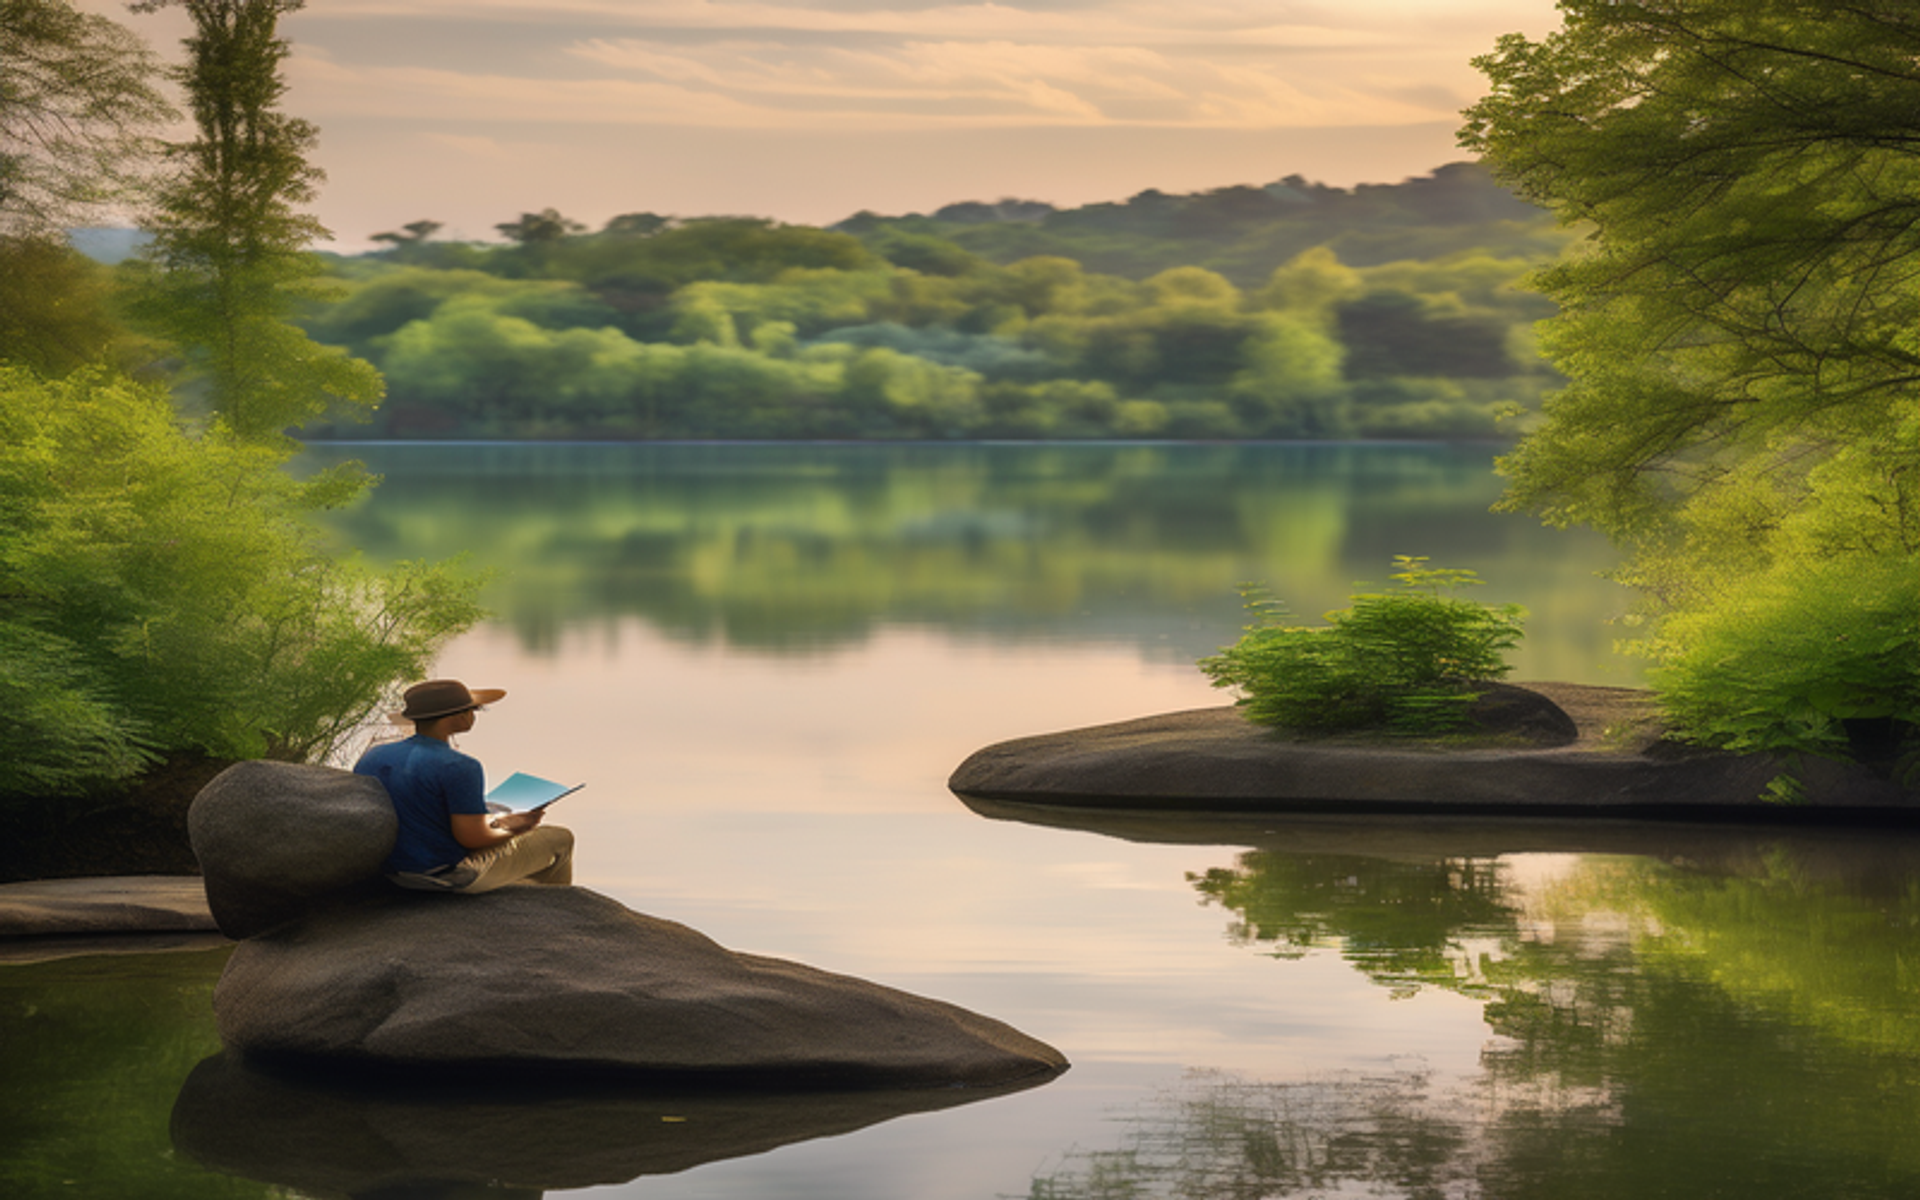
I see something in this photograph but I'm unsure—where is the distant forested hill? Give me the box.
[302,162,1572,442]
[836,161,1564,285]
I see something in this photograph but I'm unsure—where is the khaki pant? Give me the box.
[455,824,575,893]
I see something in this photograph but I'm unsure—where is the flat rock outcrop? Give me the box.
[189,760,396,939]
[949,684,1913,820]
[0,876,216,938]
[215,882,1067,1087]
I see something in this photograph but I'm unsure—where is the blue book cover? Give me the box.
[484,772,584,811]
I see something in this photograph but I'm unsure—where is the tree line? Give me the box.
[302,166,1571,442]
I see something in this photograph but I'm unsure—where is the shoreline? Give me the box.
[0,876,220,957]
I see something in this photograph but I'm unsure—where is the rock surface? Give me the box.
[215,884,1068,1087]
[949,684,1914,819]
[188,760,396,939]
[172,1050,1051,1193]
[0,876,216,937]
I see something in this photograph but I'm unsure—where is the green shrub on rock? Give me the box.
[1199,558,1525,735]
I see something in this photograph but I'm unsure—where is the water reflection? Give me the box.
[1194,854,1514,1000]
[304,442,1628,681]
[170,1053,1051,1198]
[992,808,1920,1198]
[0,947,255,1198]
[1029,1067,1481,1199]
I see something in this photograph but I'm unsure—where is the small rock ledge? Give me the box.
[948,684,1915,822]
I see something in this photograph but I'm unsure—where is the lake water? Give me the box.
[8,442,1920,1199]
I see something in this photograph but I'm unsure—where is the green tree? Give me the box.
[0,0,173,237]
[495,208,585,245]
[1461,1,1920,760]
[0,1,172,375]
[0,366,483,796]
[1253,246,1363,326]
[132,0,381,442]
[603,211,671,237]
[370,218,442,248]
[0,237,133,373]
[0,3,485,802]
[368,218,444,263]
[1228,314,1348,436]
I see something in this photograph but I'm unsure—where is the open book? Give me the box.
[485,771,585,813]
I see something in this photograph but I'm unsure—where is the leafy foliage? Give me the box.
[1646,555,1919,761]
[130,0,381,441]
[494,207,584,245]
[302,174,1567,442]
[0,622,150,797]
[1462,1,1920,764]
[0,0,174,236]
[842,162,1556,284]
[1198,558,1525,734]
[0,2,481,806]
[0,366,484,797]
[1464,1,1920,538]
[0,236,141,374]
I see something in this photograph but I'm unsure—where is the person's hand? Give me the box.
[489,810,544,835]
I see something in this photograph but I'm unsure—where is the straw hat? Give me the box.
[391,679,507,723]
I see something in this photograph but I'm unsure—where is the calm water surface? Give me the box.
[8,443,1919,1199]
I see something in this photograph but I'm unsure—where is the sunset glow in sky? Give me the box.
[89,0,1564,249]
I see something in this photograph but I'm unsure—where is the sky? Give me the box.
[84,0,1565,251]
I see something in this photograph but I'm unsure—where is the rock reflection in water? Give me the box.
[171,1052,1055,1198]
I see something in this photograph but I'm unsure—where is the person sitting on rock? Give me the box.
[354,679,575,893]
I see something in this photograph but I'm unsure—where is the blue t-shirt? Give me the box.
[354,736,488,874]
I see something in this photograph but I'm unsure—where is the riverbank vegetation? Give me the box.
[296,165,1569,442]
[0,0,478,839]
[1463,0,1919,778]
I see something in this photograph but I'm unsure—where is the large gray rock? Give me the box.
[215,884,1068,1087]
[189,761,395,939]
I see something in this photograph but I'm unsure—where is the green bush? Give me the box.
[0,365,485,797]
[1199,557,1525,734]
[1648,554,1920,762]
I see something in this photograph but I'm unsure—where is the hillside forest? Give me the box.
[295,163,1571,442]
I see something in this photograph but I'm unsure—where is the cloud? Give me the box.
[287,54,775,127]
[419,132,516,160]
[113,0,1553,134]
[90,0,1562,246]
[287,29,1478,131]
[567,30,1465,127]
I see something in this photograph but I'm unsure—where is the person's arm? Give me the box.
[450,807,544,850]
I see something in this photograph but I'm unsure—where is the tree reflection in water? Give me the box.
[305,442,1624,679]
[1192,854,1516,999]
[1032,839,1920,1199]
[1029,1066,1475,1200]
